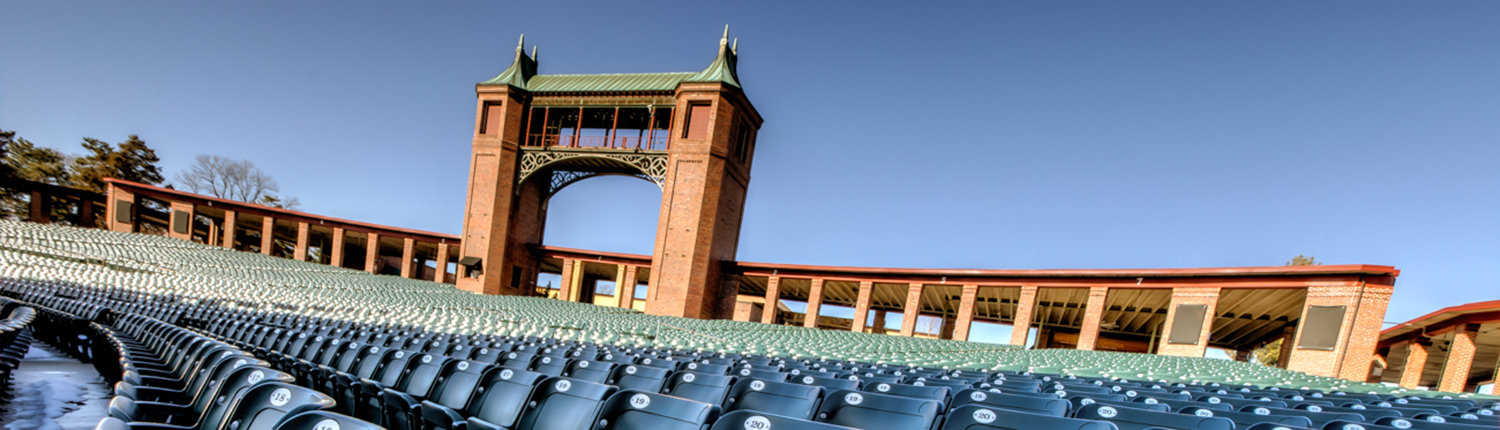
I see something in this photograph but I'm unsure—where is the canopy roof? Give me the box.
[479,27,740,93]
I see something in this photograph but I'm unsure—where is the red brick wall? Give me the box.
[1156,286,1222,357]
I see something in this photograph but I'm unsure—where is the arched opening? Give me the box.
[533,173,662,308]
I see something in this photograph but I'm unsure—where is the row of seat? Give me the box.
[0,220,1496,430]
[0,292,385,430]
[0,297,38,405]
[211,306,1499,430]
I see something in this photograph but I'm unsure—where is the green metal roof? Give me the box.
[480,28,741,93]
[522,72,697,93]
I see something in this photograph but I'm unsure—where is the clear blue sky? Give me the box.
[4,2,1496,331]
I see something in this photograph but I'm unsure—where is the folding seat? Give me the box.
[681,362,729,375]
[529,355,567,376]
[1069,396,1168,413]
[940,404,1119,430]
[590,390,720,430]
[431,367,546,430]
[1135,395,1233,412]
[469,347,505,364]
[500,351,537,368]
[661,371,735,406]
[1178,406,1314,428]
[813,389,942,430]
[912,378,972,393]
[724,378,825,420]
[1414,413,1498,427]
[563,358,615,384]
[636,356,680,370]
[864,382,951,403]
[379,353,454,429]
[271,410,382,430]
[1237,405,1364,428]
[948,389,1069,417]
[794,375,861,392]
[598,352,637,365]
[471,377,617,430]
[1362,402,1444,418]
[1308,404,1402,421]
[733,367,789,382]
[333,346,394,416]
[114,365,294,426]
[217,382,337,430]
[1075,403,1233,430]
[710,410,857,430]
[789,368,837,379]
[608,364,673,393]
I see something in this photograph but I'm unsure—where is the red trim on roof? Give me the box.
[105,178,460,242]
[1380,300,1500,337]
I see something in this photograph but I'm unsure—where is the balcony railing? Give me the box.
[525,134,670,151]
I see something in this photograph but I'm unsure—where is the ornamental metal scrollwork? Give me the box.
[518,149,667,192]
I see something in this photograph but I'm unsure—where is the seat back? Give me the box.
[662,371,735,406]
[1075,403,1234,430]
[609,364,672,393]
[270,411,381,430]
[513,377,617,430]
[709,410,859,430]
[726,378,825,420]
[219,382,335,430]
[941,405,1120,430]
[464,368,547,429]
[593,390,719,430]
[864,382,951,403]
[951,389,1070,417]
[814,390,942,430]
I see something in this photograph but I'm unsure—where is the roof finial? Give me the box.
[531,45,538,60]
[720,25,729,47]
[517,34,525,52]
[732,38,738,54]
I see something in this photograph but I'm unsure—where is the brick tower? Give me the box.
[457,29,761,319]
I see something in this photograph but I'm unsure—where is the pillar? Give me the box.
[803,279,825,328]
[900,283,924,337]
[616,265,639,309]
[872,310,888,334]
[222,210,237,248]
[1077,286,1109,351]
[105,184,136,233]
[761,276,781,324]
[329,227,345,268]
[207,219,219,246]
[1397,340,1430,389]
[260,216,274,255]
[1286,281,1395,379]
[732,301,757,322]
[168,201,195,241]
[28,190,48,224]
[558,259,586,302]
[1438,327,1477,393]
[435,243,450,283]
[1276,328,1295,368]
[1010,286,1038,346]
[644,64,762,320]
[851,281,873,333]
[940,316,957,340]
[293,222,310,261]
[79,199,94,228]
[399,238,416,278]
[1156,286,1223,357]
[364,233,379,273]
[952,284,979,342]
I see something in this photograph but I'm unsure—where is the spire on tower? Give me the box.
[478,34,539,88]
[687,25,741,88]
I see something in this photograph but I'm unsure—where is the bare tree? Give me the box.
[173,155,300,210]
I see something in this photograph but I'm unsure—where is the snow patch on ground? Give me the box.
[1,344,110,430]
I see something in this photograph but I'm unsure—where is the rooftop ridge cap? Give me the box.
[530,71,698,78]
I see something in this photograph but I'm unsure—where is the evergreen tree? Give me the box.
[71,135,164,193]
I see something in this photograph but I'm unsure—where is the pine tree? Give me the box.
[71,135,164,193]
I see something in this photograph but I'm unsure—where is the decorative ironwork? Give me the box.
[518,149,667,195]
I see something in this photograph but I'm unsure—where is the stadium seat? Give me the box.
[661,371,736,406]
[725,378,826,420]
[941,405,1119,430]
[271,410,383,430]
[710,410,859,430]
[814,390,943,430]
[1075,403,1233,430]
[592,390,720,430]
